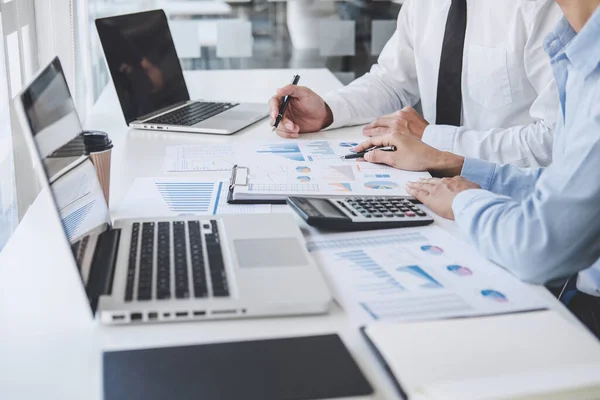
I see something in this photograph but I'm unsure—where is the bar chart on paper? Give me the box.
[116,178,271,219]
[155,182,215,213]
[307,227,549,325]
[61,200,96,240]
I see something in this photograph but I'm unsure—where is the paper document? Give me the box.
[307,226,548,325]
[116,177,271,219]
[165,144,237,172]
[52,159,110,241]
[232,140,430,199]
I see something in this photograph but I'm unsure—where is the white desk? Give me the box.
[0,68,590,400]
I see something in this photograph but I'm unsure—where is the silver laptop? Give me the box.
[95,10,268,135]
[15,58,332,325]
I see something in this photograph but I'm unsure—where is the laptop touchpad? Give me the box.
[234,238,308,268]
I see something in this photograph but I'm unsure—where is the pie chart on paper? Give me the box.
[364,181,399,190]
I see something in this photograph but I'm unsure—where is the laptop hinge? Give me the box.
[138,100,189,122]
[87,228,121,314]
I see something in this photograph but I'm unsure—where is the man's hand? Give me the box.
[354,134,465,175]
[406,177,481,220]
[268,85,334,138]
[363,106,429,139]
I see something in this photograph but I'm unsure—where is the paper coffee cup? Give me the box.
[82,131,113,204]
[88,148,112,204]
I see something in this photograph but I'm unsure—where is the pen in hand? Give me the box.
[272,74,300,131]
[341,146,397,160]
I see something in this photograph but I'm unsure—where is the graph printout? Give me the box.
[234,140,430,197]
[306,226,548,325]
[116,178,271,219]
[52,159,110,241]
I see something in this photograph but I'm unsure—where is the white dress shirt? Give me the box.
[323,0,562,168]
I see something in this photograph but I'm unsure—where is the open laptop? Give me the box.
[15,57,332,325]
[95,9,268,135]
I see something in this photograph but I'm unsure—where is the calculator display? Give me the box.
[310,199,347,217]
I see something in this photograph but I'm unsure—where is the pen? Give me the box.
[341,145,397,160]
[272,74,300,131]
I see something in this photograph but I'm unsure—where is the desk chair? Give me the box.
[558,275,600,340]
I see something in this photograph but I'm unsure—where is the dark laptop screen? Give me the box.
[95,9,190,123]
[20,58,110,314]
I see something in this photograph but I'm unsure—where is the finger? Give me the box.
[268,96,282,122]
[363,127,392,137]
[353,136,388,152]
[364,115,399,131]
[276,84,312,99]
[409,181,441,193]
[406,185,431,202]
[275,128,300,139]
[363,148,396,166]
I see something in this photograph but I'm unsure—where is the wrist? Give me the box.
[429,151,464,177]
[321,102,334,129]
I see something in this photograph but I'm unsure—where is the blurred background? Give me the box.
[0,0,403,250]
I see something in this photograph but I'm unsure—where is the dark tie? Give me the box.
[436,0,467,126]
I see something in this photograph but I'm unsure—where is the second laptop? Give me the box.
[95,9,268,135]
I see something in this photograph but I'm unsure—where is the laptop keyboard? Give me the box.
[125,220,230,302]
[146,102,238,126]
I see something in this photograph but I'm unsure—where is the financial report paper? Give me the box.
[306,226,548,325]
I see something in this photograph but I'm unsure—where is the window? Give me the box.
[0,12,18,251]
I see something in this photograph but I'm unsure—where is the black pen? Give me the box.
[341,146,397,160]
[272,74,300,131]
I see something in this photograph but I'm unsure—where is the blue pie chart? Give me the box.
[364,181,399,190]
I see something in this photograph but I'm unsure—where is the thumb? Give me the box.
[364,149,394,166]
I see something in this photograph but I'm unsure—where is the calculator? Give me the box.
[287,196,434,231]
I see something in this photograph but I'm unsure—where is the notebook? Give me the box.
[104,334,374,400]
[362,310,600,400]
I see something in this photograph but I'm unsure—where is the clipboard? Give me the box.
[227,165,288,205]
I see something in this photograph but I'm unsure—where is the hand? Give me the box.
[363,106,429,139]
[406,177,481,220]
[268,85,334,138]
[354,134,465,175]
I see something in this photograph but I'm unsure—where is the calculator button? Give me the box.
[384,213,394,218]
[394,213,405,217]
[416,211,427,216]
[373,213,383,218]
[405,211,416,217]
[400,207,410,212]
[364,214,372,218]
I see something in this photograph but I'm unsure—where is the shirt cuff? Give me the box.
[460,158,497,191]
[421,125,457,152]
[322,93,352,130]
[452,189,490,219]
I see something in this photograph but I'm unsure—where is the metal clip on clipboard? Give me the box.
[227,165,250,204]
[226,165,287,205]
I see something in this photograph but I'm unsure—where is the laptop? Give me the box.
[95,9,268,135]
[15,57,332,325]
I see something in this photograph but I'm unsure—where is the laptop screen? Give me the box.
[20,58,111,313]
[95,9,190,124]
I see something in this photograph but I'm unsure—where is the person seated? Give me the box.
[353,0,600,338]
[269,0,563,168]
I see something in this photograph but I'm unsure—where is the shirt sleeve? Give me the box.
[461,158,543,201]
[452,114,600,285]
[422,1,562,168]
[323,0,420,129]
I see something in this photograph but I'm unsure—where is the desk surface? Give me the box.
[0,68,588,400]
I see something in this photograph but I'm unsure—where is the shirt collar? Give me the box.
[565,7,600,78]
[543,17,576,60]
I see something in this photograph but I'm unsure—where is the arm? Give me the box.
[323,0,420,129]
[460,158,544,201]
[452,116,600,285]
[421,1,562,168]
